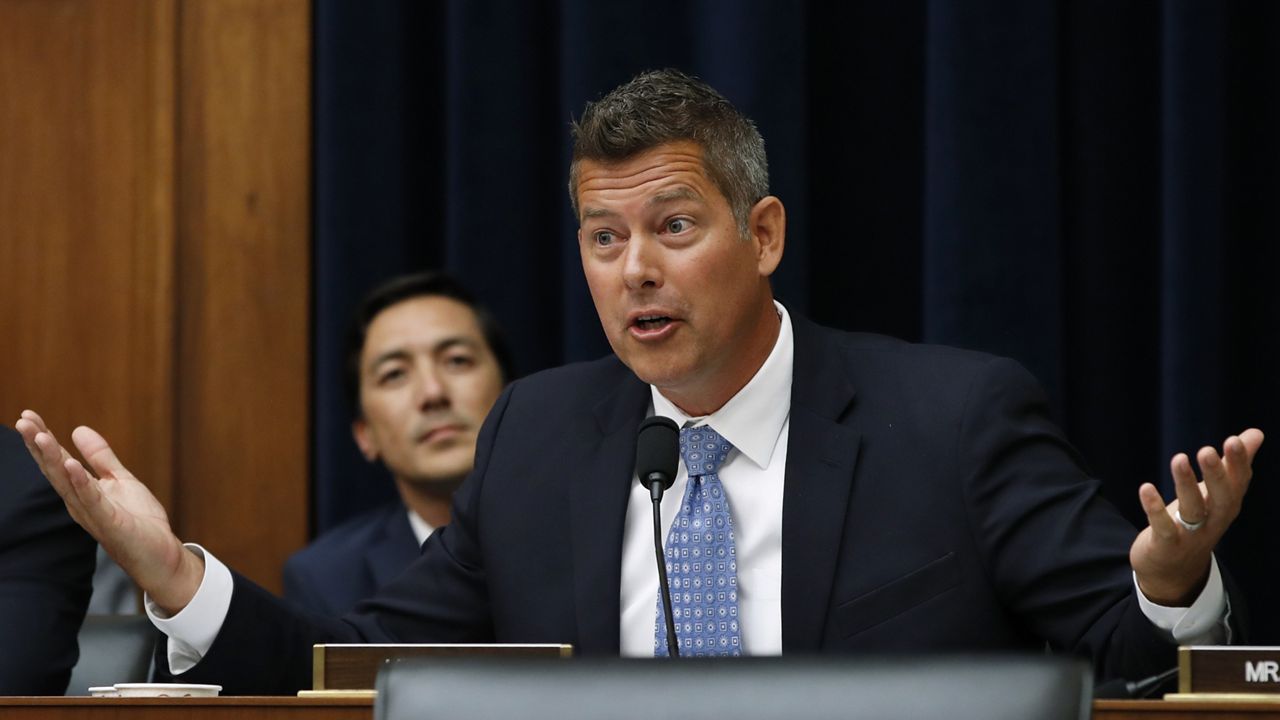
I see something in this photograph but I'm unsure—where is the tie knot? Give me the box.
[679,426,734,477]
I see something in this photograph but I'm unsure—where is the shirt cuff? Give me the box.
[143,544,233,675]
[1134,554,1230,645]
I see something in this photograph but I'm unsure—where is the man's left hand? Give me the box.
[1131,429,1264,606]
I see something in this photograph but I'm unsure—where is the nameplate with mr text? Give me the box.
[1178,646,1280,695]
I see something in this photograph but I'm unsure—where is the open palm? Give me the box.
[14,410,203,612]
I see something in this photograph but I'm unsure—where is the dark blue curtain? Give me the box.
[312,0,1280,640]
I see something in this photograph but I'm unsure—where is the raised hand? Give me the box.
[1130,429,1264,606]
[13,410,204,613]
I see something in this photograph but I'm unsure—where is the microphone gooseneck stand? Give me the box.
[635,415,681,658]
[650,476,680,658]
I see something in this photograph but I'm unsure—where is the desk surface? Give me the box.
[0,696,371,720]
[3,697,1280,719]
[1096,699,1280,718]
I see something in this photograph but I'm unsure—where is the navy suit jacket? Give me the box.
[167,317,1189,693]
[283,501,422,616]
[0,427,96,694]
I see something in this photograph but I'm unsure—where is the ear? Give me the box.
[749,196,785,277]
[352,418,379,462]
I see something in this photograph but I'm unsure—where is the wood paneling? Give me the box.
[174,0,311,591]
[0,0,178,508]
[0,0,310,594]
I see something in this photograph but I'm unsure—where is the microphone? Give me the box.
[636,416,679,500]
[1093,666,1179,699]
[635,416,680,658]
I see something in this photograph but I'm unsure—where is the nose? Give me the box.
[414,363,450,411]
[621,235,663,291]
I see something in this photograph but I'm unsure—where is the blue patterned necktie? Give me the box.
[654,425,742,656]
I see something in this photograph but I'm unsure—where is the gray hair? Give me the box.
[568,69,770,239]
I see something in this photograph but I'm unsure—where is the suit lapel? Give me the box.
[365,506,421,590]
[569,370,650,655]
[782,317,860,653]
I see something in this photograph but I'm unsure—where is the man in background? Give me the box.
[0,426,95,693]
[284,272,512,615]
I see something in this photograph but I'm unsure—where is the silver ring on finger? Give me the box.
[1175,509,1205,532]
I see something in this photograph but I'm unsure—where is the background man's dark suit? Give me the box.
[0,427,96,694]
[164,317,1182,694]
[283,502,421,616]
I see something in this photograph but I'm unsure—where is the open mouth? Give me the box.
[633,315,673,331]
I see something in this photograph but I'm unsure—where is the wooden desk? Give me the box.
[1097,700,1280,719]
[0,697,373,720]
[4,697,1280,719]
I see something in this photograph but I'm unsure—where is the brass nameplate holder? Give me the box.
[1165,646,1280,702]
[307,643,574,694]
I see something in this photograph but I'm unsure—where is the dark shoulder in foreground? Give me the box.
[826,323,1016,365]
[799,316,1043,387]
[0,424,50,505]
[789,317,1058,442]
[0,426,97,694]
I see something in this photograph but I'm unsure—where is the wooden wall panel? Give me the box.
[0,0,178,509]
[0,0,310,596]
[174,0,311,591]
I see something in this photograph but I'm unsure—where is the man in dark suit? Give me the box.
[283,272,511,616]
[283,505,419,618]
[15,69,1263,694]
[0,426,96,694]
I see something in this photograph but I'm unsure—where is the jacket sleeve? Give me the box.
[155,383,517,694]
[956,356,1178,680]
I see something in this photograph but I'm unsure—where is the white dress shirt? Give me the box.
[619,302,793,656]
[149,301,1227,671]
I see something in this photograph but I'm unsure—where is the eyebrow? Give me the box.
[580,187,703,221]
[647,187,702,207]
[366,336,479,373]
[581,206,617,220]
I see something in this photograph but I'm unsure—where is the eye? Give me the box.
[376,367,406,386]
[594,230,616,247]
[665,218,690,234]
[442,353,477,372]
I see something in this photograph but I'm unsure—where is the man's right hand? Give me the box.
[13,409,204,614]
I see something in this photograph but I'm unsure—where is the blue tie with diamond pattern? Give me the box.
[654,425,742,656]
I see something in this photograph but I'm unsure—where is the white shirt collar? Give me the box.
[650,301,793,470]
[407,509,435,547]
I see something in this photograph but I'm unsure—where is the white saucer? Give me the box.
[87,686,118,697]
[113,683,222,697]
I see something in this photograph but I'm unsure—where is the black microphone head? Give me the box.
[635,416,679,491]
